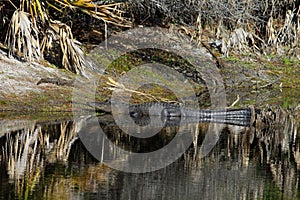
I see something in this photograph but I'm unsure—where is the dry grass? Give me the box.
[42,20,86,75]
[2,0,130,75]
[0,0,299,76]
[106,76,179,103]
[129,0,300,58]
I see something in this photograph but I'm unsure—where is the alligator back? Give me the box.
[88,101,253,127]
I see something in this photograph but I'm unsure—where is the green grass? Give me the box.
[282,57,300,67]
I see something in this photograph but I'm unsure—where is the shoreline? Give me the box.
[0,46,299,115]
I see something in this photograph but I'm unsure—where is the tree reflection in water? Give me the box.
[0,106,299,199]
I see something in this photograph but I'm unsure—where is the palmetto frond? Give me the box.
[49,0,130,27]
[5,10,41,61]
[2,0,130,75]
[42,20,86,75]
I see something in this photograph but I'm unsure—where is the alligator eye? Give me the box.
[161,108,181,117]
[129,111,139,118]
[161,109,171,117]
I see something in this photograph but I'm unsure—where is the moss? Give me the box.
[0,87,74,113]
[224,54,300,88]
[0,110,73,121]
[282,57,300,67]
[223,56,241,62]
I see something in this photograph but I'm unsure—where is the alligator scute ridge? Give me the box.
[87,101,255,127]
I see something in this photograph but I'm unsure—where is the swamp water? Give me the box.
[0,101,299,200]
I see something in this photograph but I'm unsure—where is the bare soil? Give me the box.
[0,50,75,112]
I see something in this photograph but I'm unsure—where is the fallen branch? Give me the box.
[106,77,179,103]
[230,94,240,107]
[258,77,281,89]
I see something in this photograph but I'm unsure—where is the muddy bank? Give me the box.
[0,50,75,113]
[0,42,299,114]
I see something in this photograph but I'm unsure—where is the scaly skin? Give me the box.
[88,101,253,127]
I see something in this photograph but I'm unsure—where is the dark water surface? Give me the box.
[0,106,299,200]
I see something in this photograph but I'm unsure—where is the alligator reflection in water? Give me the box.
[0,106,299,199]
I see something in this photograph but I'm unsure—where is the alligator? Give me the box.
[87,101,255,127]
